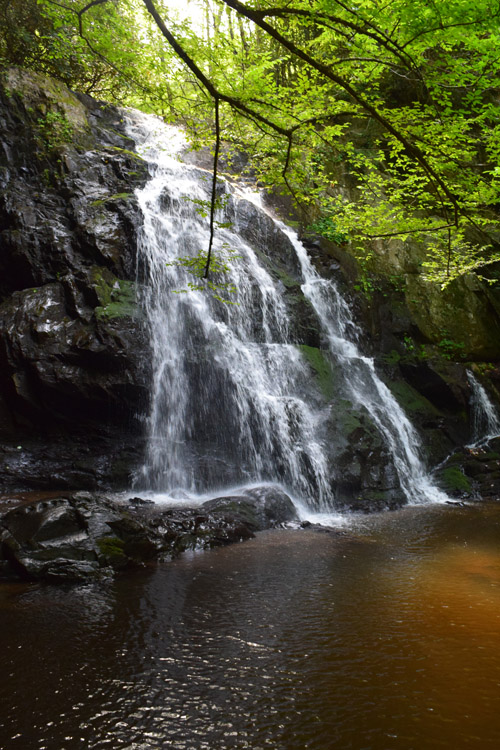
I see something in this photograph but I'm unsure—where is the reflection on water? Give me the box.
[2,503,500,749]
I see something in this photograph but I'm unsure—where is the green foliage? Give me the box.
[401,336,427,360]
[166,245,239,304]
[388,275,406,294]
[438,334,466,361]
[184,194,232,230]
[403,336,415,354]
[0,0,125,97]
[12,0,500,290]
[309,217,348,245]
[36,109,73,151]
[352,254,380,298]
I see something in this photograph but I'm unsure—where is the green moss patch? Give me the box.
[273,266,301,289]
[335,400,364,435]
[297,344,335,399]
[477,451,500,462]
[97,536,127,567]
[387,380,440,416]
[109,145,146,162]
[91,192,134,207]
[92,267,137,320]
[438,466,472,493]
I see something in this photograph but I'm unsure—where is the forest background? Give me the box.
[1,0,500,289]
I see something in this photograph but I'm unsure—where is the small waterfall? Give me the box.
[467,371,500,448]
[126,111,447,510]
[276,222,448,505]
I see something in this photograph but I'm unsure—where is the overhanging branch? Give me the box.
[220,0,460,220]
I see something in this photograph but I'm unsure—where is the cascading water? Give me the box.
[127,112,333,508]
[282,226,449,505]
[467,371,500,448]
[126,111,447,511]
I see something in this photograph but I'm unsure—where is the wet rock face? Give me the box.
[0,68,150,490]
[325,403,406,511]
[202,485,299,529]
[0,282,148,424]
[1,68,496,510]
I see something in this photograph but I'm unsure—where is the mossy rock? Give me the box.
[387,380,441,417]
[97,536,127,567]
[91,267,137,319]
[272,265,301,289]
[4,67,92,148]
[337,400,364,436]
[297,344,335,399]
[437,466,473,495]
[405,273,500,360]
[91,192,134,207]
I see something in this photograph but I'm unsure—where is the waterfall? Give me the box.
[126,111,447,510]
[467,371,500,448]
[126,112,333,508]
[278,225,448,504]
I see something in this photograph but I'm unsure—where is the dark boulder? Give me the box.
[435,437,500,500]
[202,485,299,530]
[0,485,299,583]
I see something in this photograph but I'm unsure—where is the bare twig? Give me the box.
[204,96,220,279]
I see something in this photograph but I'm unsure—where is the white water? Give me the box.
[126,111,447,512]
[467,371,500,448]
[286,228,448,505]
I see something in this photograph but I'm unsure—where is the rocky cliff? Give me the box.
[0,67,149,490]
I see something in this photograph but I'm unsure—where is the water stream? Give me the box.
[467,371,500,448]
[126,111,447,511]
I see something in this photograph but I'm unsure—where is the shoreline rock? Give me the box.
[0,485,298,583]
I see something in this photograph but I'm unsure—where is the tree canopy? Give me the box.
[4,0,500,286]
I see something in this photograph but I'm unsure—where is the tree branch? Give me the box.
[141,0,291,137]
[220,0,460,219]
[205,96,220,279]
[360,222,457,240]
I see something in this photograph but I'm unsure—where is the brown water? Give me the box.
[2,502,500,749]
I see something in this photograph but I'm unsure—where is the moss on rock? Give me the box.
[97,535,127,567]
[297,344,335,399]
[438,466,472,494]
[3,67,92,148]
[387,380,441,417]
[92,267,137,320]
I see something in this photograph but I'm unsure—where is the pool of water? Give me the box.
[2,502,500,749]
